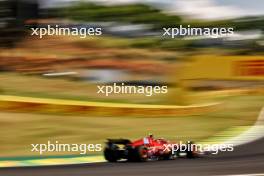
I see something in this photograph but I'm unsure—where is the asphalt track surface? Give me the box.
[1,137,264,176]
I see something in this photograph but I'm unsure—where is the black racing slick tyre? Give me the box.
[104,144,119,162]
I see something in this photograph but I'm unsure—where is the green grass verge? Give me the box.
[0,95,263,157]
[0,73,169,105]
[0,73,263,157]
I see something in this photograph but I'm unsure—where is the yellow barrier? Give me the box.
[180,55,264,81]
[0,95,221,116]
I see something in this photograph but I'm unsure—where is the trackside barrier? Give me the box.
[0,95,221,116]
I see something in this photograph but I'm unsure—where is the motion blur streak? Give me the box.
[1,135,264,176]
[222,107,264,146]
[0,0,263,175]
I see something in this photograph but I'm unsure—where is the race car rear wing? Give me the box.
[106,139,131,145]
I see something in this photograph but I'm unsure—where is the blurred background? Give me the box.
[0,0,263,157]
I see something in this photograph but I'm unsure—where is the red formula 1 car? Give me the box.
[104,135,201,162]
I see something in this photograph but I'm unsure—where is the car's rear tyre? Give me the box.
[104,148,118,162]
[104,144,119,162]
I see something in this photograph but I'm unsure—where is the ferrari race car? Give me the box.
[104,135,202,162]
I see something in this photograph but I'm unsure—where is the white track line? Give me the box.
[218,173,264,176]
[222,107,264,146]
